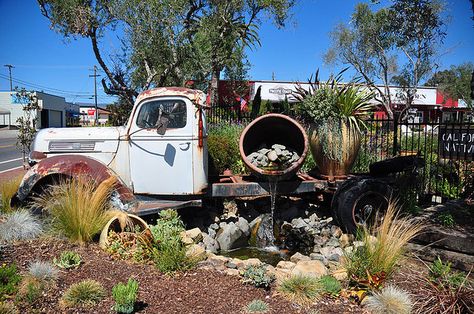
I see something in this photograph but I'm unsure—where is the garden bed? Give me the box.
[2,238,364,313]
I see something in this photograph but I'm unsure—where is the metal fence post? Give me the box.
[392,119,398,156]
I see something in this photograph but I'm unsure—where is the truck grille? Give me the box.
[49,141,96,152]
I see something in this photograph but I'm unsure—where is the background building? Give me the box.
[0,91,80,128]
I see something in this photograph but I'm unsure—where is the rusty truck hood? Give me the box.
[33,126,124,154]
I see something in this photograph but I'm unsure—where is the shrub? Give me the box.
[112,278,139,314]
[244,299,269,313]
[0,301,18,314]
[0,176,22,213]
[53,251,82,269]
[344,202,424,280]
[240,264,275,289]
[278,275,320,306]
[436,212,455,227]
[364,285,412,314]
[28,261,58,281]
[428,257,467,289]
[149,209,191,273]
[317,275,341,297]
[35,177,118,244]
[0,264,21,300]
[61,279,105,307]
[0,209,42,242]
[207,124,245,175]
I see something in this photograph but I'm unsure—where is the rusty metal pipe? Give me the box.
[239,113,309,180]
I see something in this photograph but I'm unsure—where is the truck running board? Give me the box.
[129,198,202,216]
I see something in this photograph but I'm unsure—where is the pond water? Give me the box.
[220,247,289,266]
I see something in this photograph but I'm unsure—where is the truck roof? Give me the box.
[136,87,206,106]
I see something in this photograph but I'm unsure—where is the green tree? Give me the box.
[38,0,295,107]
[326,0,446,121]
[325,3,397,119]
[106,95,133,126]
[390,0,446,120]
[425,62,474,105]
[14,88,40,164]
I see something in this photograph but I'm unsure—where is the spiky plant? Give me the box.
[0,209,42,242]
[344,202,424,280]
[35,176,119,244]
[278,275,320,306]
[61,279,105,307]
[0,176,22,213]
[28,261,58,281]
[364,285,413,314]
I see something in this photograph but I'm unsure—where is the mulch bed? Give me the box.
[2,238,365,313]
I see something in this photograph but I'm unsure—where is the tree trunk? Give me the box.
[209,67,220,107]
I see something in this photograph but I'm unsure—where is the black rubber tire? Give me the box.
[331,178,393,234]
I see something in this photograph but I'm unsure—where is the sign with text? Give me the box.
[87,109,96,116]
[439,126,474,160]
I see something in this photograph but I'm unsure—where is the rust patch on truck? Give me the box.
[16,155,134,203]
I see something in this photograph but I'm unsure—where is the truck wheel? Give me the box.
[332,178,393,234]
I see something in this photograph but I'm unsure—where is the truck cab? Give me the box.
[18,87,209,211]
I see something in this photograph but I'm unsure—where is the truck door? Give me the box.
[129,97,194,195]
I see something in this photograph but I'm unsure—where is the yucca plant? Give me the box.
[34,176,119,244]
[0,176,22,213]
[344,202,424,281]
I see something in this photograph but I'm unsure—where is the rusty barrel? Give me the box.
[239,113,309,180]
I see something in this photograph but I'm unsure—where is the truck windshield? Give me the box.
[137,99,187,129]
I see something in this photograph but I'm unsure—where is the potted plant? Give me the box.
[293,70,374,178]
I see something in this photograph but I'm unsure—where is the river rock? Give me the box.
[326,237,340,248]
[224,268,240,276]
[331,226,343,238]
[290,252,311,263]
[272,144,286,151]
[267,150,278,162]
[291,260,328,278]
[291,217,308,229]
[207,255,229,269]
[216,222,248,251]
[331,268,348,281]
[235,258,262,270]
[202,233,220,253]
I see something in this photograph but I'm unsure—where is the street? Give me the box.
[0,129,25,181]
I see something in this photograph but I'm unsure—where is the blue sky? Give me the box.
[0,0,473,104]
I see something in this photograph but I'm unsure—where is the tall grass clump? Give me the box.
[344,202,424,279]
[364,285,413,314]
[244,299,270,313]
[278,275,321,306]
[149,209,191,273]
[0,209,42,242]
[35,177,118,244]
[0,176,22,213]
[61,279,105,307]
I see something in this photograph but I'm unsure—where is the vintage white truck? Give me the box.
[13,87,420,233]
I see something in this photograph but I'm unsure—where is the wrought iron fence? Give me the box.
[208,107,474,204]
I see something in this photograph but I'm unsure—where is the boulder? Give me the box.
[224,268,240,276]
[216,222,248,251]
[235,258,262,270]
[339,234,353,248]
[291,260,328,278]
[207,255,230,269]
[331,268,348,281]
[202,233,220,253]
[185,244,206,261]
[185,228,203,243]
[276,261,296,270]
[235,217,250,237]
[290,252,311,263]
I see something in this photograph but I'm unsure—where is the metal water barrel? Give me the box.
[239,113,309,180]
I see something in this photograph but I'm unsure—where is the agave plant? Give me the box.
[293,68,374,133]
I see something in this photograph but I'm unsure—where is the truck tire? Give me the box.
[332,178,393,234]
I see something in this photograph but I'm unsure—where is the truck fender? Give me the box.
[15,155,135,206]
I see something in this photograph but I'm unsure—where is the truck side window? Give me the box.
[136,100,187,129]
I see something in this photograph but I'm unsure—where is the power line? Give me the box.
[0,74,94,96]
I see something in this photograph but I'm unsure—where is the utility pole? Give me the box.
[89,65,100,125]
[4,64,14,91]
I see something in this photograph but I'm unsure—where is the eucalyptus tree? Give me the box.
[425,63,474,104]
